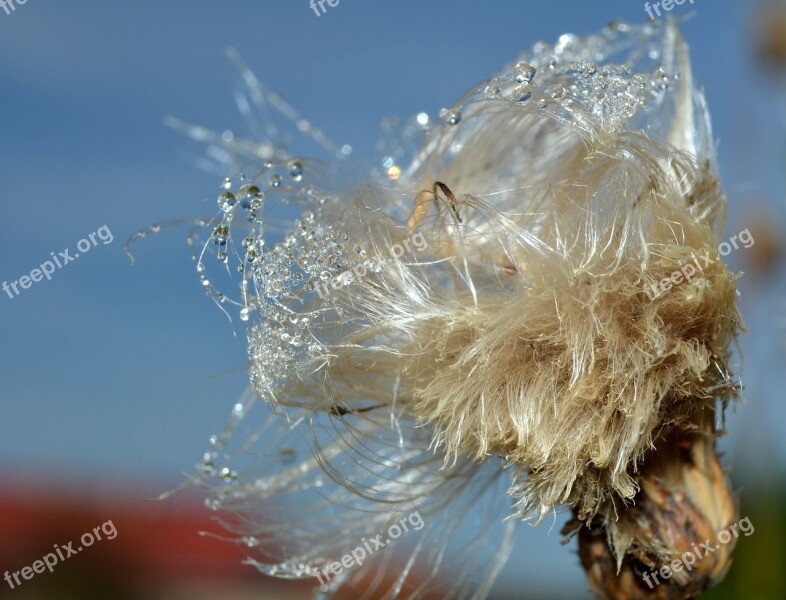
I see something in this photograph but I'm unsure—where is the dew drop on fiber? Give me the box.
[288,160,303,181]
[484,85,502,99]
[513,62,537,83]
[443,109,461,125]
[512,85,532,103]
[217,191,236,212]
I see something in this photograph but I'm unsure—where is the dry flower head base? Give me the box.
[573,415,738,599]
[167,19,744,600]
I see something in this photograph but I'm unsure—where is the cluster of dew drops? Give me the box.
[192,18,677,496]
[437,19,676,135]
[193,20,675,328]
[194,158,315,324]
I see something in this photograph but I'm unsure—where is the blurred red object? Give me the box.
[0,474,312,599]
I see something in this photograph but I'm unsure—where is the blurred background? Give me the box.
[0,1,784,598]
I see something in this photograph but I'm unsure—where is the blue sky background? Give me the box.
[0,1,783,597]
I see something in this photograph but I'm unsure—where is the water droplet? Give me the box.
[513,62,537,83]
[270,174,282,187]
[512,85,532,103]
[416,112,429,126]
[241,236,255,250]
[288,160,303,181]
[217,251,228,263]
[212,225,229,246]
[443,109,461,125]
[608,19,630,33]
[205,497,220,510]
[239,307,250,321]
[547,85,565,99]
[537,99,548,109]
[222,178,232,191]
[556,33,577,54]
[484,85,502,99]
[217,191,236,212]
[219,467,238,483]
[278,447,296,465]
[240,191,262,210]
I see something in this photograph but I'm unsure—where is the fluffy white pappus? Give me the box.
[181,19,743,600]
